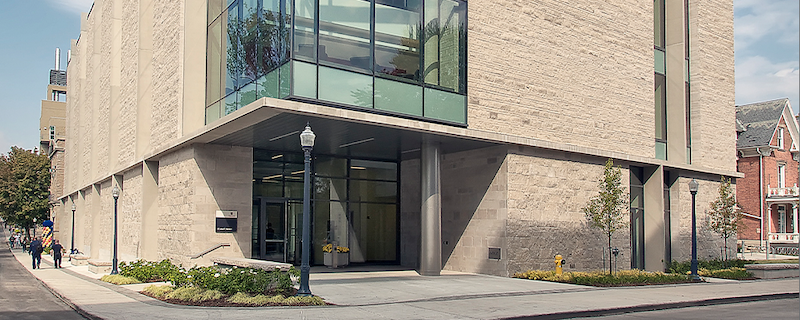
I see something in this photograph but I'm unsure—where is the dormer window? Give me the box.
[778,127,785,149]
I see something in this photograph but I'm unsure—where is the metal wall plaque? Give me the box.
[488,247,501,260]
[215,210,238,232]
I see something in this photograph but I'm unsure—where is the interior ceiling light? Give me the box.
[291,170,304,175]
[269,130,299,142]
[350,166,367,170]
[271,154,283,159]
[262,174,282,180]
[338,137,375,148]
[401,148,421,154]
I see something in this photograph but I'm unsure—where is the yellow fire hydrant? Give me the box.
[555,254,566,275]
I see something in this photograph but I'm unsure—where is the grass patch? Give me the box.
[699,267,754,280]
[513,269,692,286]
[100,275,142,285]
[142,285,174,298]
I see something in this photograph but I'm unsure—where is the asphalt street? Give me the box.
[588,297,800,319]
[0,245,85,320]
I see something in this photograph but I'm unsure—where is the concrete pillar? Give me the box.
[643,166,665,271]
[419,138,442,276]
[141,161,159,260]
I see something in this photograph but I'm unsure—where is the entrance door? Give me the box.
[252,198,303,263]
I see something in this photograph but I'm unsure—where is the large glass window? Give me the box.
[423,0,466,93]
[375,0,421,81]
[294,0,316,61]
[319,0,372,72]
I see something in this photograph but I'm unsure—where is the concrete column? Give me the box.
[419,138,442,276]
[141,161,159,260]
[643,166,665,271]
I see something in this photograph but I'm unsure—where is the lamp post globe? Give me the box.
[70,203,76,261]
[111,185,120,275]
[688,179,701,281]
[298,123,315,296]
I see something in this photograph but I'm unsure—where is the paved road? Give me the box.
[0,244,86,320]
[590,297,799,319]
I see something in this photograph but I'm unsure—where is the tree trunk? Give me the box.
[607,235,612,275]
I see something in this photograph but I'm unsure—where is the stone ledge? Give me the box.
[88,260,113,274]
[211,257,292,272]
[745,264,799,279]
[69,254,90,266]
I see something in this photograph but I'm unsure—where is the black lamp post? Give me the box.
[70,203,76,261]
[688,178,701,281]
[111,185,120,275]
[298,123,315,296]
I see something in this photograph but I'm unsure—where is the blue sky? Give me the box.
[0,0,797,155]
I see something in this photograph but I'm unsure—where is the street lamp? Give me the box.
[111,185,120,275]
[688,178,701,282]
[70,203,76,261]
[298,123,315,296]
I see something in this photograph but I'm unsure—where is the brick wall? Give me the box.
[737,156,762,240]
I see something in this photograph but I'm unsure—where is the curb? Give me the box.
[501,292,800,320]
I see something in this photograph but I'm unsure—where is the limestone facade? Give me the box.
[56,0,737,277]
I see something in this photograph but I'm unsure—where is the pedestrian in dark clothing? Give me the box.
[51,240,64,268]
[29,236,43,269]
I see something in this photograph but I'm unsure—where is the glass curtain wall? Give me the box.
[207,0,291,123]
[630,167,645,270]
[654,0,667,160]
[253,150,399,265]
[208,0,467,125]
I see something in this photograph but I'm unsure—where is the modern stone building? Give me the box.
[55,0,737,276]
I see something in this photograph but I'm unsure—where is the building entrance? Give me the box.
[252,199,303,263]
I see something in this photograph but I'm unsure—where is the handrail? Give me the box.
[190,243,230,259]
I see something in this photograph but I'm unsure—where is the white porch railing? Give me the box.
[767,185,800,197]
[769,233,799,243]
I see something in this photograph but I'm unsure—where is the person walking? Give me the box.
[9,234,15,249]
[51,240,64,268]
[29,236,43,269]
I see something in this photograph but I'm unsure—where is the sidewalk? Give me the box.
[5,239,798,319]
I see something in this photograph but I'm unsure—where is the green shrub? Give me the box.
[120,259,181,283]
[699,267,753,280]
[667,259,748,274]
[514,269,691,286]
[142,285,174,298]
[226,292,325,306]
[100,274,142,285]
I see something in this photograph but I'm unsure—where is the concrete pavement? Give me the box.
[4,235,798,319]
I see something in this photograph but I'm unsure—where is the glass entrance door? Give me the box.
[253,199,288,262]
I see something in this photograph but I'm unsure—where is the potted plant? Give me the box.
[323,243,350,268]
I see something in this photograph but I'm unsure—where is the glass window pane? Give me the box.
[259,0,289,74]
[241,0,260,84]
[225,5,240,94]
[314,200,349,263]
[318,0,372,71]
[655,73,666,140]
[375,78,422,116]
[224,92,238,115]
[293,0,316,61]
[257,67,280,99]
[205,100,222,124]
[314,177,347,201]
[350,180,397,203]
[424,0,466,93]
[350,203,396,262]
[279,62,291,98]
[318,66,373,108]
[655,141,667,160]
[654,0,665,48]
[424,88,465,123]
[350,159,397,181]
[209,0,226,23]
[654,49,665,74]
[375,0,421,81]
[239,80,258,107]
[316,156,348,177]
[207,16,224,106]
[293,60,317,98]
[254,161,284,198]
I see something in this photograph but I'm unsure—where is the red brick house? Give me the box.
[736,98,799,255]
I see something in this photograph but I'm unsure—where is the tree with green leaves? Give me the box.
[0,147,51,239]
[707,176,743,263]
[583,159,629,274]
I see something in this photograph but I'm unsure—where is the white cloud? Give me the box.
[734,0,800,52]
[735,55,800,108]
[48,0,94,15]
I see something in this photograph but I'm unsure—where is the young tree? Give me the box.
[583,159,628,274]
[0,147,51,239]
[707,176,743,262]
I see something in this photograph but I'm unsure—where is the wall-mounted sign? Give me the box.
[215,210,238,232]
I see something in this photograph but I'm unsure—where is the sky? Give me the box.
[0,0,797,155]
